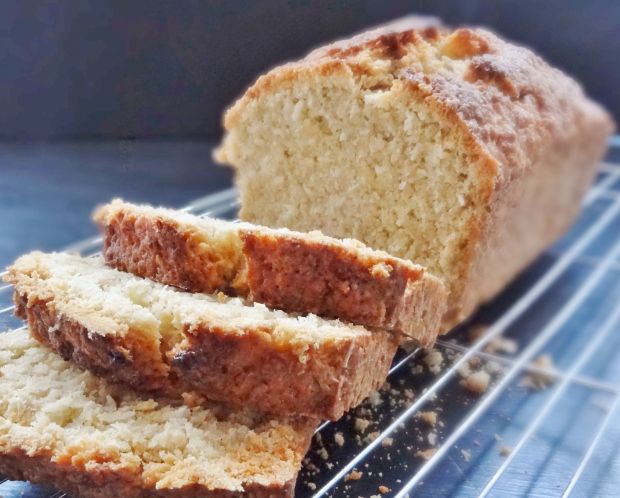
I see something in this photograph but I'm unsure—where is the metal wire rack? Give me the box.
[1,150,620,497]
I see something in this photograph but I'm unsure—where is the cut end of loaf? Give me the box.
[216,22,614,327]
[216,34,490,322]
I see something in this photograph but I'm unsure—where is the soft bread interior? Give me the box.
[7,252,369,357]
[0,330,311,492]
[217,34,489,312]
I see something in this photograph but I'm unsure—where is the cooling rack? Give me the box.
[1,143,620,498]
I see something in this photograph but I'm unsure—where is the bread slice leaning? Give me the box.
[94,199,447,345]
[0,330,315,498]
[4,251,398,420]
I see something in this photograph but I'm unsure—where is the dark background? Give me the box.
[1,1,619,266]
[1,0,619,141]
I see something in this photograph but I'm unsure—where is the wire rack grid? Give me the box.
[1,149,620,498]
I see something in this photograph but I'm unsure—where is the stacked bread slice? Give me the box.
[1,199,447,497]
[0,330,315,498]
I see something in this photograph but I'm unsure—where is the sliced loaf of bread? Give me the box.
[214,20,613,328]
[94,199,447,344]
[5,251,397,420]
[0,329,315,498]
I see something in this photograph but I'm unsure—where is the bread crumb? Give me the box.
[316,447,329,460]
[334,432,345,447]
[368,390,383,407]
[404,388,415,399]
[381,437,394,447]
[461,449,471,462]
[500,446,512,456]
[485,335,519,355]
[418,410,437,427]
[457,362,472,378]
[307,482,317,490]
[424,349,444,374]
[521,354,555,390]
[378,485,391,494]
[345,470,363,482]
[428,432,437,446]
[355,417,371,432]
[411,363,425,375]
[486,361,503,374]
[365,431,380,443]
[415,448,437,460]
[460,370,491,395]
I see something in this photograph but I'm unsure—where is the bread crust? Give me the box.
[172,322,398,420]
[0,330,315,498]
[14,293,170,390]
[0,449,298,498]
[13,288,397,420]
[217,19,614,328]
[95,200,447,344]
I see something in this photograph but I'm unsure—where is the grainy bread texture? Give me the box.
[0,330,315,498]
[215,20,614,328]
[94,199,447,344]
[4,252,398,420]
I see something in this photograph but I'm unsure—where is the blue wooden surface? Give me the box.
[0,140,231,269]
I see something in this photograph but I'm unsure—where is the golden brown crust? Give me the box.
[172,324,398,420]
[14,288,396,420]
[240,230,445,346]
[95,201,447,343]
[218,19,614,327]
[99,205,246,296]
[14,293,170,391]
[0,442,298,498]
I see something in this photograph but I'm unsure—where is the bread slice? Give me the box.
[0,329,315,498]
[4,251,398,420]
[93,199,447,343]
[214,19,614,328]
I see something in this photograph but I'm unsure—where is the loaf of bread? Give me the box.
[94,199,446,343]
[0,329,315,498]
[4,251,397,420]
[215,20,614,328]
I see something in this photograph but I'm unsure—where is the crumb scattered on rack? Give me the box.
[500,445,513,457]
[411,363,425,375]
[316,447,329,460]
[378,485,391,494]
[415,448,437,460]
[345,470,363,481]
[365,431,380,443]
[306,482,316,490]
[368,390,383,407]
[417,410,438,427]
[428,432,437,446]
[460,370,491,395]
[424,349,444,374]
[461,449,471,462]
[334,432,345,447]
[355,417,371,432]
[382,437,394,447]
[521,354,555,390]
[485,335,519,355]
